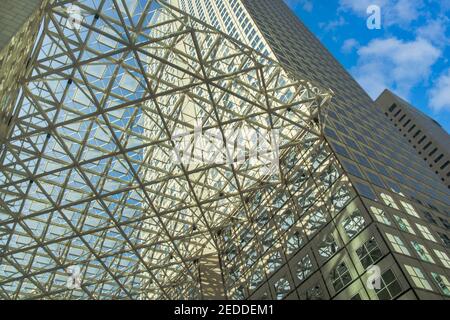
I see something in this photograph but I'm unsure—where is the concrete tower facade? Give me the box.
[376,89,450,189]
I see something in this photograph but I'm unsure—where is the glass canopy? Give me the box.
[0,0,332,299]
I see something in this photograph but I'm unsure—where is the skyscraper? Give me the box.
[376,89,450,189]
[0,0,449,300]
[0,0,49,140]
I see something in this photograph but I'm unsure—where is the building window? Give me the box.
[394,215,416,234]
[249,269,264,290]
[278,209,295,231]
[298,188,316,210]
[354,182,376,200]
[433,250,450,268]
[400,201,420,218]
[411,241,435,264]
[380,193,399,209]
[367,171,385,187]
[245,250,258,268]
[386,233,410,256]
[296,254,313,282]
[342,210,366,238]
[431,273,450,296]
[370,206,391,225]
[388,104,397,112]
[262,231,275,251]
[330,262,352,292]
[318,234,338,259]
[331,186,352,212]
[267,251,283,273]
[231,286,245,300]
[239,228,253,247]
[351,293,362,300]
[356,237,383,269]
[437,232,450,247]
[321,164,339,188]
[304,209,327,236]
[405,265,433,291]
[439,217,450,230]
[305,283,324,300]
[416,224,437,242]
[286,231,303,255]
[375,269,402,300]
[423,211,437,225]
[274,278,291,300]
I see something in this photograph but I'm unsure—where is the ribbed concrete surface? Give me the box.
[0,0,42,51]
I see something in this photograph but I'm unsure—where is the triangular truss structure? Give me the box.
[0,0,336,299]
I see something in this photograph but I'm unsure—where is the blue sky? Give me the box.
[285,0,450,133]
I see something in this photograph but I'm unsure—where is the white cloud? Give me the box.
[429,68,450,112]
[441,0,450,12]
[340,0,388,15]
[416,18,450,46]
[285,0,313,12]
[391,0,422,26]
[341,38,360,53]
[319,17,347,32]
[339,0,423,27]
[352,37,441,99]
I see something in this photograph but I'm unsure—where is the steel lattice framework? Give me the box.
[0,0,333,299]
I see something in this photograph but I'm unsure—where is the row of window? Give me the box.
[272,236,449,300]
[405,265,450,296]
[385,232,450,268]
[386,103,449,187]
